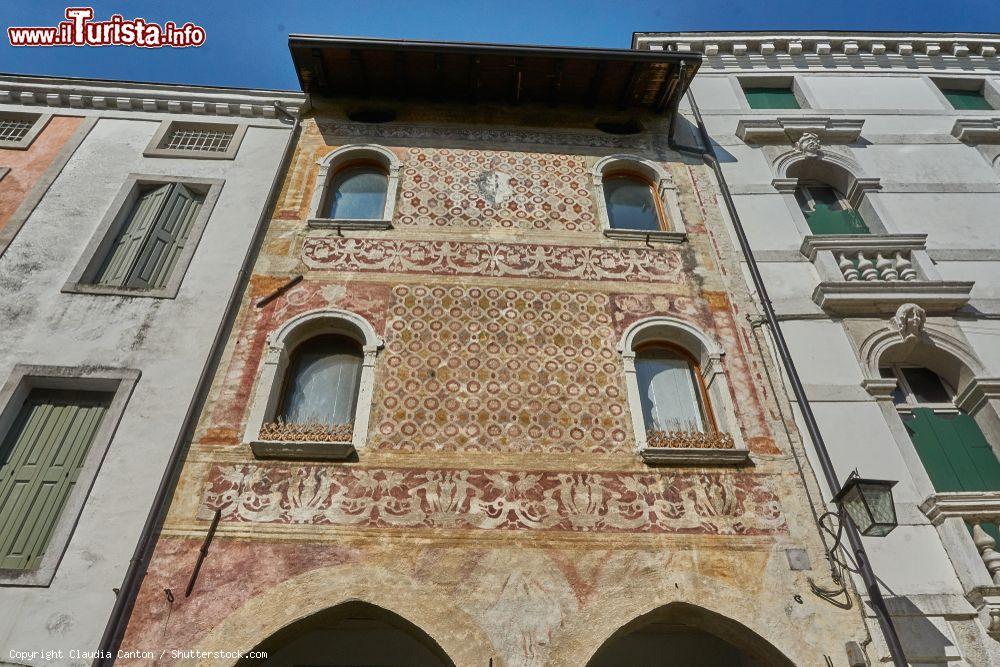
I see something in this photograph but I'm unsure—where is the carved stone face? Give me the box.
[891,302,927,341]
[795,132,821,156]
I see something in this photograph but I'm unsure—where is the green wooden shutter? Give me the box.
[0,390,109,570]
[743,87,800,109]
[126,184,203,289]
[95,184,172,287]
[942,90,993,110]
[903,408,1000,493]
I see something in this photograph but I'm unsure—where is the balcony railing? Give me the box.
[835,250,918,282]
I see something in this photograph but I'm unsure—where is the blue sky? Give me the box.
[2,1,999,91]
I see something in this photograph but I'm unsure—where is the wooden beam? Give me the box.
[512,57,523,104]
[394,51,407,100]
[654,67,677,113]
[619,62,641,108]
[548,59,564,106]
[350,49,368,97]
[468,55,481,103]
[585,61,606,108]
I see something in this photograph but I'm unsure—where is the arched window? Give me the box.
[309,145,402,229]
[244,308,383,461]
[280,334,363,426]
[591,155,687,241]
[635,344,711,434]
[603,173,664,232]
[324,163,389,220]
[793,181,869,235]
[619,317,748,464]
[880,364,1000,493]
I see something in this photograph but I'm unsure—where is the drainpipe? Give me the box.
[678,91,909,667]
[93,104,303,665]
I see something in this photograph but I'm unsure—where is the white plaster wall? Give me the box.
[727,194,803,251]
[0,112,291,663]
[801,75,947,111]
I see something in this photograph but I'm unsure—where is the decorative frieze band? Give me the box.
[0,76,303,118]
[200,464,788,535]
[637,34,1000,60]
[302,237,686,283]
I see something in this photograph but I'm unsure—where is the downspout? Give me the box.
[93,102,303,665]
[678,90,909,667]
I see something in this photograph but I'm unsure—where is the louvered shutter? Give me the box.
[95,184,171,287]
[126,184,203,289]
[0,390,109,570]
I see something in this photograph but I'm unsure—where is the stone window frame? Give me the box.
[142,119,248,160]
[62,173,225,299]
[770,146,891,239]
[618,316,749,466]
[591,154,687,243]
[857,314,1000,606]
[308,144,402,231]
[244,308,383,461]
[731,75,817,112]
[0,111,52,150]
[0,364,139,587]
[925,76,1000,112]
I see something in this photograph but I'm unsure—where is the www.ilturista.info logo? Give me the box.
[8,7,206,48]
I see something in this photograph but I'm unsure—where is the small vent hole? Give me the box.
[595,119,642,135]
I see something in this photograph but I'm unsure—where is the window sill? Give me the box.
[603,229,686,244]
[249,439,356,461]
[61,282,178,300]
[142,148,238,160]
[308,218,392,231]
[812,281,974,315]
[640,447,752,467]
[919,491,1000,525]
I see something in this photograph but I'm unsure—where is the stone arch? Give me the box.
[239,600,455,667]
[270,307,383,354]
[544,569,825,667]
[309,143,402,223]
[584,602,796,667]
[192,564,497,667]
[773,146,868,195]
[858,318,985,394]
[618,315,723,368]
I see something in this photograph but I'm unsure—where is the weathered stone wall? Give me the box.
[118,105,867,666]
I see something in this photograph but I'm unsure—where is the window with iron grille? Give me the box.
[0,112,46,148]
[144,120,245,159]
[0,117,33,143]
[164,127,234,152]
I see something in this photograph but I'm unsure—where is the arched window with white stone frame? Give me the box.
[618,316,749,465]
[244,308,383,461]
[592,155,687,243]
[859,306,1000,599]
[308,144,402,230]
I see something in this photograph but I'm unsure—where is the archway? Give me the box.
[241,601,455,667]
[586,603,795,667]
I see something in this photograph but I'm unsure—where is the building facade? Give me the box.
[0,76,302,663]
[635,30,1000,666]
[112,38,869,666]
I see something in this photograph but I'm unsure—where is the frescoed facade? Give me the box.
[111,38,870,666]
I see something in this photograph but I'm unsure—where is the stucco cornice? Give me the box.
[0,75,304,119]
[953,118,1000,143]
[736,116,864,144]
[635,33,1000,61]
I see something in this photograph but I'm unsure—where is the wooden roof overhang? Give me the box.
[289,35,700,112]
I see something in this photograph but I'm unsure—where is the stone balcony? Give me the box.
[802,234,974,315]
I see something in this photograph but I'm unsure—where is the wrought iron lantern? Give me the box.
[833,472,899,537]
